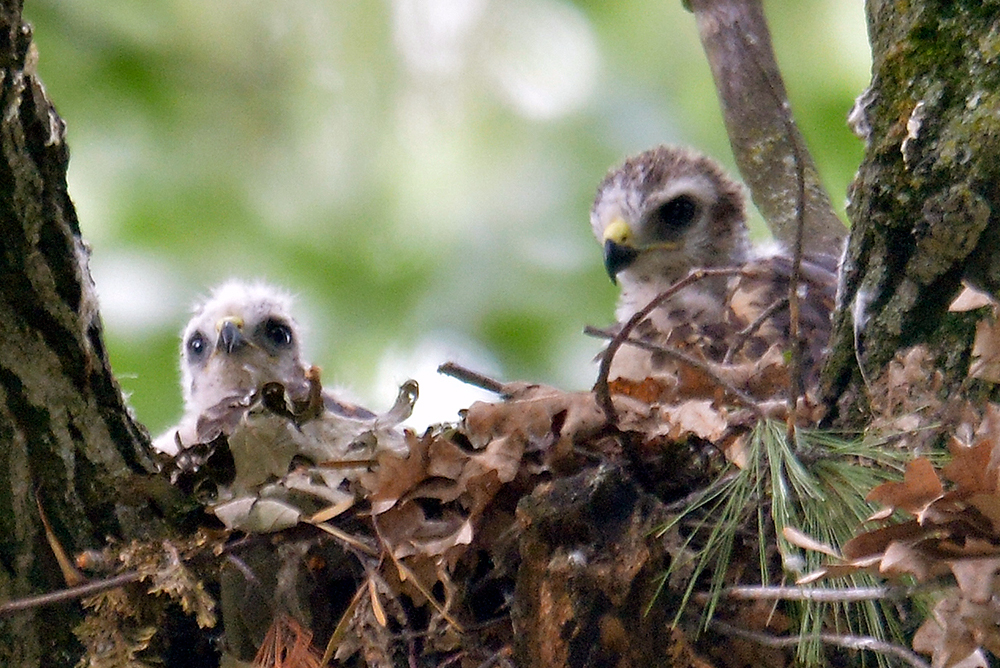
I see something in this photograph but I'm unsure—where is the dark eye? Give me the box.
[262,318,293,348]
[186,331,207,359]
[648,194,698,241]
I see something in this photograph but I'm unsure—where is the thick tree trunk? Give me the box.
[0,1,165,665]
[821,0,1000,423]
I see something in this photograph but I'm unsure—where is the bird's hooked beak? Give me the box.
[602,217,639,284]
[217,317,246,354]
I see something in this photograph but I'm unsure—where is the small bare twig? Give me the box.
[785,113,808,426]
[585,325,763,414]
[701,584,892,603]
[723,296,789,363]
[437,362,505,395]
[591,267,744,423]
[371,513,464,632]
[709,619,931,668]
[726,22,808,422]
[0,570,142,617]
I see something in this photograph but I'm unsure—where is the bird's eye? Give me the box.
[262,318,293,348]
[648,195,698,241]
[186,332,207,359]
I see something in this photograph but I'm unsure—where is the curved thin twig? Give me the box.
[0,571,142,617]
[591,267,744,424]
[723,296,789,363]
[585,325,763,414]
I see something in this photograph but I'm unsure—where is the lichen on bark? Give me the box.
[822,0,1000,424]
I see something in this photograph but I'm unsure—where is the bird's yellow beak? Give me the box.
[216,316,246,354]
[602,218,640,283]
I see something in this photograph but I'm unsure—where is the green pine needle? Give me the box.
[654,421,916,667]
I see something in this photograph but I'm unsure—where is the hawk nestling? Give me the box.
[591,145,838,397]
[152,281,417,660]
[153,280,388,457]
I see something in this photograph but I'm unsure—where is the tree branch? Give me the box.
[685,0,846,255]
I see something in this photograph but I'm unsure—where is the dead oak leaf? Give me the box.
[949,557,1000,603]
[879,538,946,580]
[377,500,471,560]
[943,439,996,495]
[363,431,433,514]
[658,400,729,442]
[968,493,1000,533]
[970,316,1000,383]
[464,388,605,465]
[608,377,673,404]
[426,438,468,481]
[913,595,989,668]
[842,520,929,562]
[867,457,944,521]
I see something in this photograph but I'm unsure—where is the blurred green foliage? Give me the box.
[26,0,869,433]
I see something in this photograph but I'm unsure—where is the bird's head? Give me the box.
[179,281,309,413]
[591,145,750,287]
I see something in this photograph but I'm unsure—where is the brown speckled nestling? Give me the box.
[591,145,838,395]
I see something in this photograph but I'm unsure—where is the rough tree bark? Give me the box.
[0,1,168,665]
[822,0,1000,423]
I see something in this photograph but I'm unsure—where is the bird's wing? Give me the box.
[608,253,837,399]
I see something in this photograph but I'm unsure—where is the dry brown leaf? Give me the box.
[912,595,985,668]
[968,493,1000,532]
[781,526,840,558]
[468,436,524,485]
[721,432,749,468]
[465,388,605,450]
[949,558,1000,603]
[426,437,469,480]
[866,457,944,520]
[658,400,729,442]
[842,520,927,561]
[943,439,996,494]
[879,539,942,580]
[970,316,1000,383]
[673,362,722,399]
[868,346,945,438]
[608,377,673,404]
[363,431,432,513]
